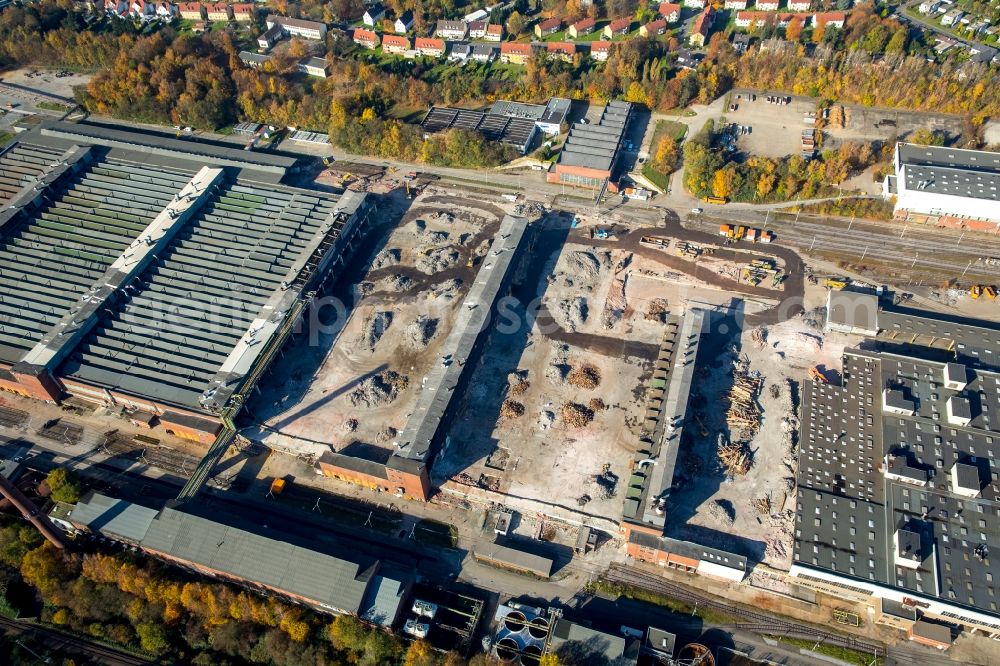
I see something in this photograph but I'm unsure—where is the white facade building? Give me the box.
[883,143,1000,225]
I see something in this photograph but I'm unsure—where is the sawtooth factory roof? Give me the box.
[555,100,632,172]
[0,122,368,415]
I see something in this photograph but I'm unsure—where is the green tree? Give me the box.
[136,622,170,655]
[507,11,524,36]
[46,468,82,504]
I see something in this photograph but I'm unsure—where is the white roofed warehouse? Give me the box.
[884,143,1000,231]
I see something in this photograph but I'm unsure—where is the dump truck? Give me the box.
[761,230,775,243]
[735,225,747,240]
[746,228,759,242]
[705,196,727,205]
[269,479,286,496]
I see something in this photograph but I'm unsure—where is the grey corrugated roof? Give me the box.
[141,508,379,613]
[69,491,158,541]
[472,541,553,577]
[549,619,627,665]
[556,101,632,172]
[898,143,1000,201]
[359,570,406,626]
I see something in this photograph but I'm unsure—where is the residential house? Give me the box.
[363,3,384,26]
[394,10,414,33]
[813,11,845,28]
[129,0,154,19]
[918,0,941,13]
[468,19,487,38]
[689,6,714,47]
[590,40,611,61]
[177,2,201,20]
[231,3,254,22]
[734,11,758,27]
[436,19,468,39]
[568,17,596,38]
[239,51,272,69]
[205,3,229,21]
[104,0,128,16]
[535,17,562,38]
[640,18,667,36]
[353,28,380,49]
[298,57,329,78]
[501,41,533,64]
[787,0,810,10]
[471,43,497,62]
[266,15,327,40]
[940,8,963,26]
[154,1,174,19]
[969,43,998,64]
[257,23,283,49]
[658,2,681,23]
[485,24,503,41]
[732,32,751,52]
[604,17,631,39]
[449,42,471,62]
[546,41,576,61]
[683,0,705,8]
[724,0,748,9]
[675,47,703,68]
[415,36,445,57]
[756,0,780,10]
[382,34,410,55]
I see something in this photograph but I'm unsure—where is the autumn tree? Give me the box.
[405,639,438,666]
[46,467,82,504]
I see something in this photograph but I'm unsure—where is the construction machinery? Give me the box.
[719,223,734,237]
[986,285,997,300]
[735,225,747,240]
[269,478,286,497]
[640,235,671,249]
[971,285,983,299]
[809,366,829,383]
[824,277,849,290]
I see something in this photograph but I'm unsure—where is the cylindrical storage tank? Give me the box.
[521,645,542,666]
[504,611,527,633]
[527,617,549,640]
[677,643,714,666]
[496,637,520,663]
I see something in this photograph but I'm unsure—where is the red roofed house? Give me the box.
[485,24,504,41]
[546,41,576,61]
[787,0,811,10]
[382,34,410,55]
[130,0,154,18]
[353,28,380,49]
[590,41,611,61]
[231,3,254,21]
[205,2,229,21]
[640,18,668,36]
[812,11,846,28]
[689,6,714,47]
[756,0,780,10]
[535,17,562,38]
[178,2,202,20]
[603,17,632,39]
[501,41,533,64]
[658,2,681,22]
[568,17,596,38]
[414,37,446,58]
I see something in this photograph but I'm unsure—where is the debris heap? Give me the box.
[725,359,763,441]
[567,364,602,390]
[718,437,753,477]
[561,402,595,428]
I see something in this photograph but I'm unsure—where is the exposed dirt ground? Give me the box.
[666,280,852,570]
[246,190,504,460]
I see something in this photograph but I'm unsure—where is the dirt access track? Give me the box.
[580,220,806,327]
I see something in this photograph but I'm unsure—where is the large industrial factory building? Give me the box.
[0,122,372,444]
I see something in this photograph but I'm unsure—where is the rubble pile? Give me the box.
[561,402,595,428]
[350,370,409,408]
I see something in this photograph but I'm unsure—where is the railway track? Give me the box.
[0,615,152,665]
[0,405,29,429]
[603,564,886,658]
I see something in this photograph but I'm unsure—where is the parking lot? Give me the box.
[724,91,816,158]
